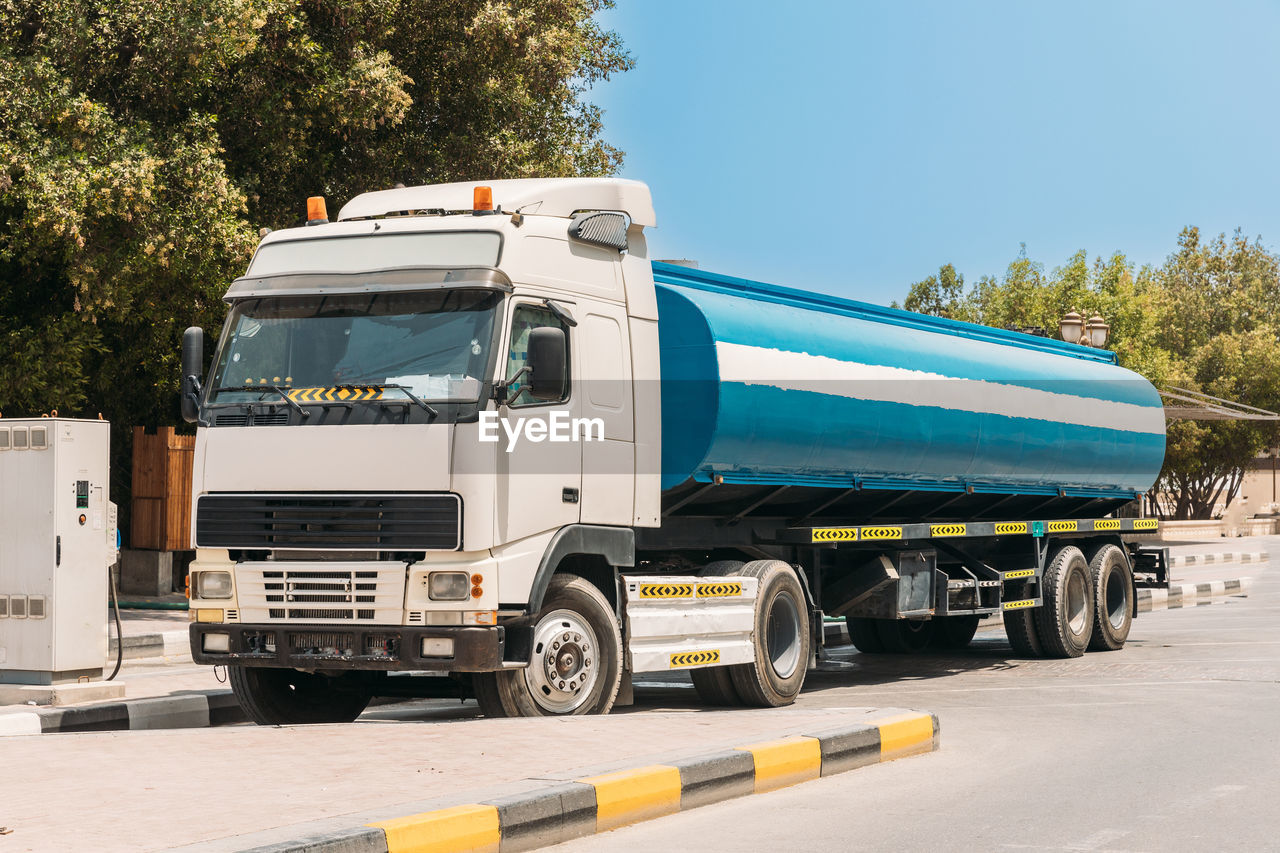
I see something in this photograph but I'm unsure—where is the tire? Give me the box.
[473,574,622,717]
[1034,545,1094,658]
[847,617,885,654]
[931,614,980,649]
[875,617,935,653]
[1002,580,1044,658]
[726,560,810,707]
[229,666,372,725]
[690,561,746,706]
[471,668,511,718]
[1087,544,1134,651]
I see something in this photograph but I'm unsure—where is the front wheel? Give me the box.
[473,574,622,717]
[229,667,373,725]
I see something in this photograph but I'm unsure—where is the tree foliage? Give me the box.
[899,228,1280,519]
[0,0,630,534]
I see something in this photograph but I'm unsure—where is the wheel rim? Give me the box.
[766,591,802,679]
[1105,567,1128,629]
[1066,570,1088,635]
[523,609,599,714]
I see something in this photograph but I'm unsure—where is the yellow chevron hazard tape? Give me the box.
[860,526,904,540]
[930,523,966,537]
[670,649,720,668]
[994,522,1028,535]
[1047,520,1078,533]
[1133,518,1159,530]
[286,386,386,403]
[638,583,694,599]
[812,527,859,543]
[1094,519,1121,531]
[696,582,743,597]
[1003,599,1036,610]
[1003,569,1035,580]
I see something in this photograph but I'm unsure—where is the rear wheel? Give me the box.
[931,614,980,649]
[229,667,373,725]
[1034,545,1094,658]
[690,561,746,706]
[473,574,622,717]
[727,560,810,707]
[1087,544,1134,651]
[847,617,885,653]
[1002,580,1044,658]
[875,617,935,653]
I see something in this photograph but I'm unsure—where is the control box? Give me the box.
[0,418,112,685]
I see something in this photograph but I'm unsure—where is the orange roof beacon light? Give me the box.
[306,196,329,226]
[473,185,493,213]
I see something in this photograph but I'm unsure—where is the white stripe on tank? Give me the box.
[714,342,1165,436]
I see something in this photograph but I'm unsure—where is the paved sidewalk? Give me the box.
[0,705,933,852]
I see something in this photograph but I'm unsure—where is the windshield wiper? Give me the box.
[361,383,439,419]
[212,384,309,419]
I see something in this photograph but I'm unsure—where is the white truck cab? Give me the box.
[185,179,740,721]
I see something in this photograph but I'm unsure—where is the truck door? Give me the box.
[493,300,583,543]
[578,305,634,524]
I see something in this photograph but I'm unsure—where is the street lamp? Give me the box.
[1085,314,1110,348]
[1059,311,1110,348]
[1058,311,1083,344]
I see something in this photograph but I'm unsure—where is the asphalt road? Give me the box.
[546,562,1280,852]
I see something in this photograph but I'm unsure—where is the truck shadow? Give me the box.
[359,633,1036,721]
[619,633,1032,713]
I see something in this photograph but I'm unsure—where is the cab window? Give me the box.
[505,304,568,406]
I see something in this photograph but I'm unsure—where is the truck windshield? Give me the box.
[208,290,500,404]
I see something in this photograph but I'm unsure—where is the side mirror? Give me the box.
[180,326,205,424]
[526,327,567,401]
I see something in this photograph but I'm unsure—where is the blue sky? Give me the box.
[592,1,1280,304]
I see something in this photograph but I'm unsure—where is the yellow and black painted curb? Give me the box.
[263,712,939,853]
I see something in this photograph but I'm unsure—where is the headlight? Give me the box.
[194,571,233,600]
[202,633,230,653]
[428,571,470,601]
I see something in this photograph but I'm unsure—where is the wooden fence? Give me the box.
[131,426,195,551]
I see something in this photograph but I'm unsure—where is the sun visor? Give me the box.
[223,267,513,302]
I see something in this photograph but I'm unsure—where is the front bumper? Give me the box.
[189,623,506,672]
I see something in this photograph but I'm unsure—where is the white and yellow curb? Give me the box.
[233,711,939,853]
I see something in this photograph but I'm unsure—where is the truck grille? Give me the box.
[236,563,407,623]
[195,493,461,550]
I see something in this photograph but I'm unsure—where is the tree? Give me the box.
[902,263,967,319]
[0,0,632,535]
[898,231,1280,519]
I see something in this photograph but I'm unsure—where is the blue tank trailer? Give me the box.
[639,261,1167,660]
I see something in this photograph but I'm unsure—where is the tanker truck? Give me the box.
[181,178,1167,723]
